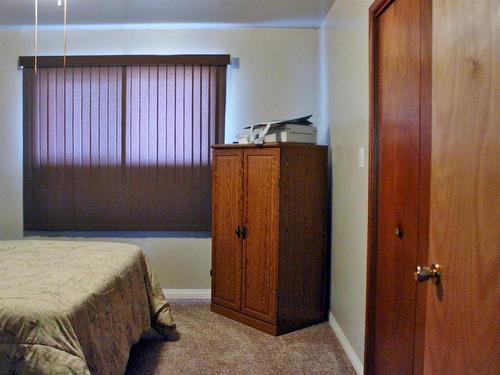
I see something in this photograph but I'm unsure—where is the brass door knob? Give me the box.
[415,264,441,284]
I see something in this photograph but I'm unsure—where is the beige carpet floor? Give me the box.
[126,299,356,375]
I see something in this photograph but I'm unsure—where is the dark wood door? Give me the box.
[368,1,498,374]
[211,149,243,311]
[422,0,500,373]
[242,148,279,324]
[368,0,423,374]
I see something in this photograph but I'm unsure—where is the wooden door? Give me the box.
[422,0,500,373]
[366,0,426,374]
[242,148,279,324]
[211,149,243,311]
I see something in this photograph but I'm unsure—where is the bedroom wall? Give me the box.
[320,0,371,371]
[0,27,321,289]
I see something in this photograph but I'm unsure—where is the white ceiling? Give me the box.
[0,0,335,28]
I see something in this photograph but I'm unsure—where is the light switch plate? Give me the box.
[358,146,365,168]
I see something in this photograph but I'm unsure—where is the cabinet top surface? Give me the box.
[211,143,328,150]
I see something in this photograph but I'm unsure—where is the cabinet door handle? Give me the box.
[241,226,247,239]
[235,226,242,239]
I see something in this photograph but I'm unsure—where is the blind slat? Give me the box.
[24,62,226,231]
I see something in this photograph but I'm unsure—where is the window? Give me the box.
[21,55,229,231]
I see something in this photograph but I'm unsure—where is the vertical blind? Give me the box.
[23,56,228,231]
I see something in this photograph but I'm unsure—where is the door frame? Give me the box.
[364,0,432,374]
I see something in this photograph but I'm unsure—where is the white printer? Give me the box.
[238,115,317,144]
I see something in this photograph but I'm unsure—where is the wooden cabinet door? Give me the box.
[242,148,279,324]
[211,149,243,311]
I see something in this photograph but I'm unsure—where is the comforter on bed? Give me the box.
[0,240,176,375]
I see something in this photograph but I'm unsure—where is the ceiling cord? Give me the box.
[64,0,67,67]
[34,0,38,74]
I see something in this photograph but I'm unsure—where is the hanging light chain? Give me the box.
[34,0,69,73]
[34,0,68,73]
[64,0,68,68]
[34,0,38,74]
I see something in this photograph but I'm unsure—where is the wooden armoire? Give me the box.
[210,143,328,335]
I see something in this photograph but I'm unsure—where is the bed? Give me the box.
[0,240,177,375]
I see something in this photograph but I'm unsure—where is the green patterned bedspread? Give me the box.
[0,240,176,374]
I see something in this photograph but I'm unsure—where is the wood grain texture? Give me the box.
[424,0,500,373]
[211,144,328,335]
[211,149,243,311]
[374,1,421,374]
[365,1,380,370]
[277,144,328,334]
[413,0,432,374]
[211,143,315,149]
[242,148,279,324]
[210,303,278,336]
[366,0,429,374]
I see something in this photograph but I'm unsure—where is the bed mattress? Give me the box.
[0,240,176,375]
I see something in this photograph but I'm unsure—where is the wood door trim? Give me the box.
[364,1,390,371]
[364,0,432,374]
[413,0,432,374]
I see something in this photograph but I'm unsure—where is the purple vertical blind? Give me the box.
[23,61,227,231]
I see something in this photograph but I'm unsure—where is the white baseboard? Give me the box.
[329,311,364,375]
[163,289,211,299]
